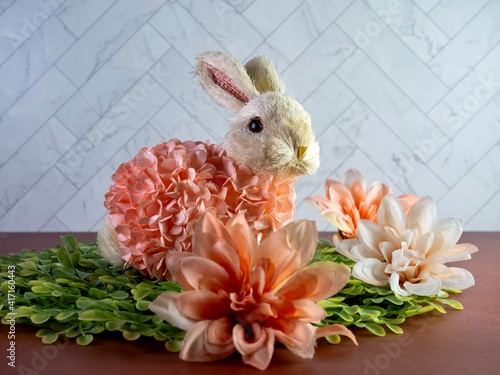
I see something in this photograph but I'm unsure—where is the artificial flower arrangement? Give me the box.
[0,51,477,370]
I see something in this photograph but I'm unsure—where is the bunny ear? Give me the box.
[196,51,259,111]
[244,56,285,94]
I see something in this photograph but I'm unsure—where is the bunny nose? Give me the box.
[297,146,307,160]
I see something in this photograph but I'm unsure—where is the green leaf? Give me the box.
[76,269,90,280]
[76,334,93,346]
[78,310,117,321]
[88,325,105,334]
[75,297,94,309]
[105,321,125,331]
[385,324,404,334]
[325,334,341,344]
[157,281,182,292]
[165,340,182,352]
[24,292,41,299]
[363,323,386,336]
[18,260,38,270]
[336,310,354,322]
[359,309,381,321]
[19,269,39,276]
[110,291,129,300]
[135,300,151,311]
[89,288,108,299]
[132,289,151,300]
[70,252,81,268]
[342,305,360,315]
[55,311,76,321]
[55,278,73,284]
[136,282,155,291]
[384,295,405,305]
[438,299,463,310]
[56,247,72,268]
[60,235,78,252]
[430,303,447,314]
[152,315,163,325]
[99,275,126,287]
[123,331,141,341]
[30,314,52,324]
[14,305,36,317]
[318,300,340,309]
[31,285,52,294]
[113,300,135,312]
[36,329,55,338]
[41,333,60,344]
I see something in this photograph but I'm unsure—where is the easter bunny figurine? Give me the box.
[98,51,320,279]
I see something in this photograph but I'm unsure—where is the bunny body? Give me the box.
[98,51,319,279]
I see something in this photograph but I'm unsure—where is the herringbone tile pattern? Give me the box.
[0,0,499,232]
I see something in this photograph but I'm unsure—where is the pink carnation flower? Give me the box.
[150,211,356,370]
[104,139,295,279]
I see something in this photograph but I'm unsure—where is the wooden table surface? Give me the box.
[0,232,499,375]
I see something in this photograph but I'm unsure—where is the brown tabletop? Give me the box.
[0,232,499,375]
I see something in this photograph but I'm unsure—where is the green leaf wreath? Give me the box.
[0,236,463,350]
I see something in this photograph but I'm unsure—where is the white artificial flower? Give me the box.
[337,195,478,297]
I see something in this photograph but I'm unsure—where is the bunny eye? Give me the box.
[248,118,263,133]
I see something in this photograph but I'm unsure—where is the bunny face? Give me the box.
[224,92,319,179]
[196,51,320,180]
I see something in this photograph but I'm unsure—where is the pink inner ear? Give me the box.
[210,68,250,103]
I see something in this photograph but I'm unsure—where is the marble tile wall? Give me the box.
[0,0,499,232]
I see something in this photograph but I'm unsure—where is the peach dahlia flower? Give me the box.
[150,211,356,370]
[337,195,478,297]
[104,139,295,279]
[306,169,417,245]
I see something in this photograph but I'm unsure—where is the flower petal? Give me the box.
[283,220,318,267]
[335,238,357,256]
[191,213,244,283]
[389,272,411,297]
[364,183,385,209]
[343,168,366,191]
[325,179,354,206]
[441,243,479,263]
[377,194,406,234]
[352,259,389,286]
[279,262,351,302]
[224,212,257,274]
[233,324,275,370]
[337,238,384,262]
[287,300,327,322]
[398,194,418,215]
[320,210,354,235]
[149,292,196,331]
[167,253,230,292]
[192,211,237,259]
[430,218,464,254]
[313,324,358,346]
[304,195,334,211]
[271,319,316,359]
[349,181,366,208]
[440,267,475,290]
[180,319,234,362]
[406,196,436,235]
[403,277,442,296]
[256,228,301,291]
[357,219,388,255]
[176,290,231,321]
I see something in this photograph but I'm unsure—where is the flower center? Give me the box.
[228,284,272,340]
